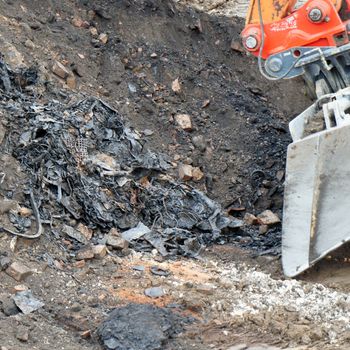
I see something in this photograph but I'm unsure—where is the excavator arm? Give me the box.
[241,0,350,278]
[242,0,350,97]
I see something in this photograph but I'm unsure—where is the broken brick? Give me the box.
[5,262,32,282]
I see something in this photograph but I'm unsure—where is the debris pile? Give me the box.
[1,59,234,257]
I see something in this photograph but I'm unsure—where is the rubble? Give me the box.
[175,114,193,131]
[5,262,32,282]
[257,210,280,225]
[144,286,166,298]
[178,163,193,180]
[51,60,70,79]
[12,290,44,314]
[93,244,107,259]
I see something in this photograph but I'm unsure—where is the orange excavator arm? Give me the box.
[246,0,342,25]
[241,0,350,97]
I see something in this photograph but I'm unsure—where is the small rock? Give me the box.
[81,330,91,339]
[243,213,258,225]
[144,287,165,298]
[63,224,88,244]
[121,222,151,241]
[150,52,158,58]
[227,344,248,350]
[192,167,204,181]
[196,284,215,295]
[202,99,210,108]
[18,206,32,217]
[99,33,108,44]
[71,17,84,28]
[259,225,269,235]
[76,223,93,241]
[107,229,129,250]
[76,245,94,260]
[51,60,71,79]
[171,78,181,93]
[13,284,28,292]
[66,75,77,89]
[192,135,206,151]
[24,39,35,49]
[143,129,154,136]
[132,265,145,272]
[16,326,29,342]
[0,256,11,271]
[178,163,193,181]
[73,260,86,269]
[1,297,20,316]
[92,244,107,259]
[5,262,32,282]
[257,210,280,225]
[13,290,44,314]
[276,170,284,182]
[90,26,98,37]
[175,114,192,131]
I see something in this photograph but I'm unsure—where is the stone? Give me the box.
[51,61,71,79]
[121,223,151,242]
[150,52,158,58]
[16,326,29,342]
[92,244,107,259]
[13,284,28,292]
[18,206,32,217]
[178,163,193,181]
[73,260,86,268]
[5,262,32,281]
[76,245,94,260]
[98,33,108,44]
[13,290,44,314]
[175,114,192,131]
[71,17,84,28]
[0,256,11,271]
[243,213,258,225]
[0,122,5,144]
[259,225,269,235]
[89,27,98,37]
[24,39,35,49]
[81,330,91,339]
[144,287,165,298]
[192,167,204,181]
[66,75,77,89]
[257,210,280,225]
[76,223,93,241]
[1,297,20,316]
[63,224,88,244]
[107,229,129,249]
[227,345,248,350]
[171,78,181,93]
[196,284,215,295]
[192,135,206,152]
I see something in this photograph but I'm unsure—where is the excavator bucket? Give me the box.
[282,88,350,277]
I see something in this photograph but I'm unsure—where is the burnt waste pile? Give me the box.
[0,59,248,257]
[0,49,287,259]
